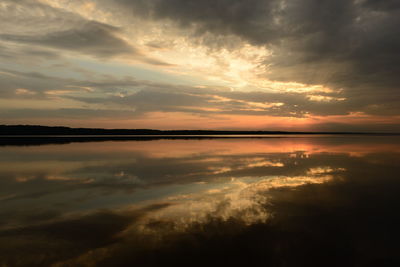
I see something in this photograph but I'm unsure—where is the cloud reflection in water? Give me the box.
[0,136,400,266]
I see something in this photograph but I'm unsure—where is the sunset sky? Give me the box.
[1,0,399,131]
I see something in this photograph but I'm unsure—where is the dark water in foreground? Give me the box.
[1,136,400,266]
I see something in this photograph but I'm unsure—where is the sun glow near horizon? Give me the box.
[1,0,399,132]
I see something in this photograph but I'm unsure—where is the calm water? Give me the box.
[1,136,400,266]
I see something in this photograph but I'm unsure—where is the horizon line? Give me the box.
[1,124,399,135]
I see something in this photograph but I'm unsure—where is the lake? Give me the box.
[1,136,400,266]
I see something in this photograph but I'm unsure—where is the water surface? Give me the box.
[1,136,400,266]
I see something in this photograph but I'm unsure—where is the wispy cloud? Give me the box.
[0,0,399,130]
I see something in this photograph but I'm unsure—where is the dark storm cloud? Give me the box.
[103,0,400,116]
[362,0,400,10]
[108,0,279,44]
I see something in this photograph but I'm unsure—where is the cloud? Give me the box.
[0,108,135,120]
[106,0,279,44]
[101,0,400,116]
[1,67,398,131]
[1,21,135,58]
[1,0,399,129]
[0,68,347,118]
[0,0,171,64]
[68,83,350,117]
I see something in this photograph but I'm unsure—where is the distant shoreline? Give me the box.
[1,125,398,136]
[1,125,399,146]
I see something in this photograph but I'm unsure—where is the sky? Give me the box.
[0,0,399,131]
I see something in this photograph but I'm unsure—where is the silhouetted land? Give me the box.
[0,125,396,136]
[0,125,398,146]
